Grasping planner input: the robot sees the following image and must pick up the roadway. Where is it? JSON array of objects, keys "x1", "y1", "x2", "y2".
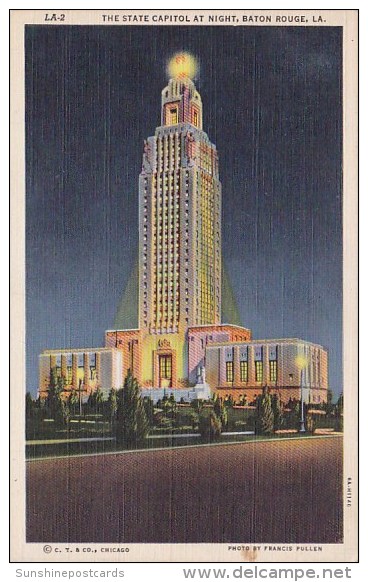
[{"x1": 26, "y1": 435, "x2": 343, "y2": 544}]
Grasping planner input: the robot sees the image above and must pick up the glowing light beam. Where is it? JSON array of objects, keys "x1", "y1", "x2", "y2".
[
  {"x1": 167, "y1": 52, "x2": 198, "y2": 80},
  {"x1": 295, "y1": 354, "x2": 308, "y2": 370}
]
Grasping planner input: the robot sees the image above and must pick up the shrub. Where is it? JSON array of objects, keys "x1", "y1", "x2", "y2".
[
  {"x1": 224, "y1": 395, "x2": 234, "y2": 407},
  {"x1": 156, "y1": 417, "x2": 174, "y2": 429},
  {"x1": 306, "y1": 415, "x2": 316, "y2": 434},
  {"x1": 68, "y1": 389, "x2": 79, "y2": 416},
  {"x1": 87, "y1": 387, "x2": 105, "y2": 414},
  {"x1": 142, "y1": 396, "x2": 155, "y2": 424},
  {"x1": 176, "y1": 410, "x2": 199, "y2": 430},
  {"x1": 271, "y1": 394, "x2": 284, "y2": 431},
  {"x1": 255, "y1": 388, "x2": 274, "y2": 435},
  {"x1": 213, "y1": 395, "x2": 228, "y2": 429},
  {"x1": 107, "y1": 388, "x2": 118, "y2": 421},
  {"x1": 334, "y1": 414, "x2": 343, "y2": 432},
  {"x1": 26, "y1": 392, "x2": 37, "y2": 420},
  {"x1": 115, "y1": 371, "x2": 149, "y2": 446},
  {"x1": 198, "y1": 411, "x2": 222, "y2": 443},
  {"x1": 234, "y1": 420, "x2": 247, "y2": 430},
  {"x1": 334, "y1": 393, "x2": 343, "y2": 432},
  {"x1": 190, "y1": 398, "x2": 204, "y2": 414}
]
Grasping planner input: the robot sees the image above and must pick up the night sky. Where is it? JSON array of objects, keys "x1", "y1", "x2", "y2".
[{"x1": 25, "y1": 25, "x2": 342, "y2": 397}]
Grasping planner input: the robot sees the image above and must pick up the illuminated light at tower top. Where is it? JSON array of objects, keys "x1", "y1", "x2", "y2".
[{"x1": 167, "y1": 52, "x2": 198, "y2": 81}]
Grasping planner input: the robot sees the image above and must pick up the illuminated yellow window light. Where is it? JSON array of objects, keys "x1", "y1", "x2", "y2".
[
  {"x1": 226, "y1": 361, "x2": 234, "y2": 383},
  {"x1": 240, "y1": 361, "x2": 248, "y2": 382},
  {"x1": 255, "y1": 361, "x2": 263, "y2": 382},
  {"x1": 269, "y1": 360, "x2": 277, "y2": 382}
]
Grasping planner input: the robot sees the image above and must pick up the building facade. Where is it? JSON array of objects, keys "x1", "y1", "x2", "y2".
[
  {"x1": 39, "y1": 348, "x2": 123, "y2": 400},
  {"x1": 38, "y1": 54, "x2": 328, "y2": 405},
  {"x1": 205, "y1": 339, "x2": 328, "y2": 404}
]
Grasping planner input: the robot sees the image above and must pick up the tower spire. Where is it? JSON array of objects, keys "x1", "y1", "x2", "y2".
[{"x1": 161, "y1": 77, "x2": 202, "y2": 129}]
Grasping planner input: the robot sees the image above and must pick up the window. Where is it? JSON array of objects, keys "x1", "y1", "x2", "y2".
[
  {"x1": 226, "y1": 361, "x2": 234, "y2": 383},
  {"x1": 170, "y1": 108, "x2": 178, "y2": 125},
  {"x1": 66, "y1": 366, "x2": 72, "y2": 384},
  {"x1": 159, "y1": 355, "x2": 172, "y2": 379},
  {"x1": 255, "y1": 361, "x2": 263, "y2": 382},
  {"x1": 240, "y1": 361, "x2": 248, "y2": 382},
  {"x1": 193, "y1": 109, "x2": 198, "y2": 127},
  {"x1": 269, "y1": 360, "x2": 277, "y2": 382}
]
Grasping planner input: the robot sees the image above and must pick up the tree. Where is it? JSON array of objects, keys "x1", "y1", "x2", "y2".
[
  {"x1": 255, "y1": 387, "x2": 274, "y2": 435},
  {"x1": 198, "y1": 411, "x2": 222, "y2": 442},
  {"x1": 108, "y1": 388, "x2": 118, "y2": 422},
  {"x1": 68, "y1": 390, "x2": 79, "y2": 416},
  {"x1": 46, "y1": 368, "x2": 69, "y2": 425},
  {"x1": 115, "y1": 371, "x2": 149, "y2": 446},
  {"x1": 190, "y1": 398, "x2": 204, "y2": 414},
  {"x1": 46, "y1": 368, "x2": 61, "y2": 411},
  {"x1": 161, "y1": 393, "x2": 177, "y2": 421},
  {"x1": 142, "y1": 396, "x2": 155, "y2": 424},
  {"x1": 271, "y1": 393, "x2": 284, "y2": 431},
  {"x1": 94, "y1": 387, "x2": 104, "y2": 414},
  {"x1": 325, "y1": 389, "x2": 334, "y2": 416},
  {"x1": 58, "y1": 399, "x2": 71, "y2": 427},
  {"x1": 88, "y1": 387, "x2": 104, "y2": 414},
  {"x1": 213, "y1": 394, "x2": 228, "y2": 429},
  {"x1": 305, "y1": 414, "x2": 316, "y2": 434},
  {"x1": 288, "y1": 400, "x2": 306, "y2": 430},
  {"x1": 26, "y1": 392, "x2": 36, "y2": 419},
  {"x1": 335, "y1": 393, "x2": 343, "y2": 432}
]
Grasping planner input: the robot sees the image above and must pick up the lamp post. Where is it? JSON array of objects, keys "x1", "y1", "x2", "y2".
[
  {"x1": 78, "y1": 379, "x2": 85, "y2": 417},
  {"x1": 295, "y1": 354, "x2": 308, "y2": 434}
]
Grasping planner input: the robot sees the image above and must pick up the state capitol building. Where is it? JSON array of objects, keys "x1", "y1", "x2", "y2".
[{"x1": 39, "y1": 53, "x2": 328, "y2": 406}]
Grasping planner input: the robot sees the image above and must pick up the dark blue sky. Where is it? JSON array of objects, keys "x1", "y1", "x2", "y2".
[{"x1": 25, "y1": 25, "x2": 342, "y2": 397}]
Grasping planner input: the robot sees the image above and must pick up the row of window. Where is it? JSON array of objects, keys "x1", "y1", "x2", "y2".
[
  {"x1": 155, "y1": 140, "x2": 183, "y2": 172},
  {"x1": 55, "y1": 365, "x2": 97, "y2": 383},
  {"x1": 164, "y1": 104, "x2": 200, "y2": 129},
  {"x1": 156, "y1": 131, "x2": 182, "y2": 145},
  {"x1": 225, "y1": 360, "x2": 278, "y2": 383},
  {"x1": 197, "y1": 193, "x2": 219, "y2": 324},
  {"x1": 153, "y1": 169, "x2": 182, "y2": 178}
]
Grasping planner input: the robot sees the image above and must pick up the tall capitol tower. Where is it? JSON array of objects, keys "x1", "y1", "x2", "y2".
[{"x1": 139, "y1": 54, "x2": 222, "y2": 334}]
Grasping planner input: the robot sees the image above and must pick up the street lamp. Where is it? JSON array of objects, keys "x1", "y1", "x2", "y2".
[
  {"x1": 295, "y1": 354, "x2": 308, "y2": 433},
  {"x1": 78, "y1": 379, "x2": 86, "y2": 417}
]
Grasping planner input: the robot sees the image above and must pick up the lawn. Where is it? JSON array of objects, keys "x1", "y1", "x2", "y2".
[
  {"x1": 26, "y1": 426, "x2": 339, "y2": 459},
  {"x1": 26, "y1": 403, "x2": 340, "y2": 459}
]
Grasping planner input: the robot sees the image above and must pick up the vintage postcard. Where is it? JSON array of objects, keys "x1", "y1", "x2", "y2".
[{"x1": 10, "y1": 9, "x2": 358, "y2": 563}]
